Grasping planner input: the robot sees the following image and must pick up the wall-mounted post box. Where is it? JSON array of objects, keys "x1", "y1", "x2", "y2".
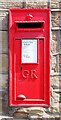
[{"x1": 9, "y1": 9, "x2": 50, "y2": 107}]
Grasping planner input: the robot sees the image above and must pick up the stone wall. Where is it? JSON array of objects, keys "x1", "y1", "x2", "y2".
[{"x1": 0, "y1": 0, "x2": 61, "y2": 119}]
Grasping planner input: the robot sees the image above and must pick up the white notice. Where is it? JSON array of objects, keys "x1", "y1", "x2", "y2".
[{"x1": 22, "y1": 39, "x2": 37, "y2": 63}]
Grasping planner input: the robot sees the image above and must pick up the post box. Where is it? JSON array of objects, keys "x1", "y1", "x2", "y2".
[{"x1": 9, "y1": 9, "x2": 50, "y2": 107}]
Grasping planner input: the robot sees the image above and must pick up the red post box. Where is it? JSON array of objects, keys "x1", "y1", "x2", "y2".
[{"x1": 9, "y1": 9, "x2": 50, "y2": 107}]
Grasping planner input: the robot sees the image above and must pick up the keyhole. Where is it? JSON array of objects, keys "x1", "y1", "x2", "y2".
[{"x1": 21, "y1": 67, "x2": 22, "y2": 71}]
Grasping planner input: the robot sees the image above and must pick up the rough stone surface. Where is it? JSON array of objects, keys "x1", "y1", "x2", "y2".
[
  {"x1": 51, "y1": 40, "x2": 57, "y2": 53},
  {"x1": 51, "y1": 76, "x2": 61, "y2": 89},
  {"x1": 45, "y1": 103, "x2": 61, "y2": 114},
  {"x1": 59, "y1": 55, "x2": 61, "y2": 72},
  {"x1": 51, "y1": 0, "x2": 61, "y2": 8},
  {"x1": 0, "y1": 54, "x2": 8, "y2": 72},
  {"x1": 26, "y1": 0, "x2": 48, "y2": 9},
  {"x1": 0, "y1": 31, "x2": 8, "y2": 52},
  {"x1": 0, "y1": 15, "x2": 9, "y2": 31},
  {"x1": 53, "y1": 91, "x2": 61, "y2": 103},
  {"x1": 52, "y1": 30, "x2": 61, "y2": 53},
  {"x1": 51, "y1": 12, "x2": 61, "y2": 27},
  {"x1": 28, "y1": 113, "x2": 42, "y2": 119},
  {"x1": 51, "y1": 54, "x2": 61, "y2": 73},
  {"x1": 0, "y1": 74, "x2": 8, "y2": 88},
  {"x1": 51, "y1": 56, "x2": 58, "y2": 73},
  {"x1": 60, "y1": 31, "x2": 61, "y2": 51},
  {"x1": 1, "y1": 118, "x2": 61, "y2": 120},
  {"x1": 0, "y1": 1, "x2": 23, "y2": 9},
  {"x1": 17, "y1": 107, "x2": 43, "y2": 116},
  {"x1": 13, "y1": 112, "x2": 28, "y2": 118},
  {"x1": 13, "y1": 119, "x2": 28, "y2": 120},
  {"x1": 0, "y1": 88, "x2": 9, "y2": 114},
  {"x1": 52, "y1": 31, "x2": 58, "y2": 41},
  {"x1": 0, "y1": 118, "x2": 26, "y2": 120}
]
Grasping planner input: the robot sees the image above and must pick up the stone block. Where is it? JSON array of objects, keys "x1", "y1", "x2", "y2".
[
  {"x1": 45, "y1": 103, "x2": 61, "y2": 114},
  {"x1": 0, "y1": 54, "x2": 8, "y2": 72},
  {"x1": 51, "y1": 56, "x2": 58, "y2": 73},
  {"x1": 0, "y1": 88, "x2": 9, "y2": 114},
  {"x1": 51, "y1": 76, "x2": 61, "y2": 89},
  {"x1": 60, "y1": 31, "x2": 61, "y2": 51},
  {"x1": 13, "y1": 119, "x2": 28, "y2": 120},
  {"x1": 53, "y1": 91, "x2": 61, "y2": 103},
  {"x1": 51, "y1": 12, "x2": 61, "y2": 27},
  {"x1": 0, "y1": 54, "x2": 2, "y2": 72},
  {"x1": 51, "y1": 0, "x2": 61, "y2": 8},
  {"x1": 58, "y1": 55, "x2": 61, "y2": 72},
  {"x1": 1, "y1": 116, "x2": 13, "y2": 120},
  {"x1": 51, "y1": 54, "x2": 61, "y2": 73},
  {"x1": 0, "y1": 74, "x2": 8, "y2": 88},
  {"x1": 0, "y1": 0, "x2": 23, "y2": 1},
  {"x1": 55, "y1": 118, "x2": 61, "y2": 120},
  {"x1": 0, "y1": 1, "x2": 23, "y2": 9},
  {"x1": 26, "y1": 0, "x2": 48, "y2": 8},
  {"x1": 0, "y1": 31, "x2": 8, "y2": 52},
  {"x1": 13, "y1": 112, "x2": 28, "y2": 118},
  {"x1": 52, "y1": 31, "x2": 58, "y2": 41},
  {"x1": 52, "y1": 31, "x2": 61, "y2": 52},
  {"x1": 0, "y1": 11, "x2": 8, "y2": 17},
  {"x1": 16, "y1": 107, "x2": 43, "y2": 116},
  {"x1": 0, "y1": 11, "x2": 8, "y2": 33},
  {"x1": 51, "y1": 40, "x2": 57, "y2": 53},
  {"x1": 0, "y1": 15, "x2": 8, "y2": 31},
  {"x1": 28, "y1": 113, "x2": 42, "y2": 119}
]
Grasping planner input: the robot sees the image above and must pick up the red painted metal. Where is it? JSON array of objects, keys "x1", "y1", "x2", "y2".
[{"x1": 9, "y1": 9, "x2": 50, "y2": 107}]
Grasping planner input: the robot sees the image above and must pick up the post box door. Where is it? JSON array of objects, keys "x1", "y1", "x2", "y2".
[{"x1": 15, "y1": 38, "x2": 44, "y2": 101}]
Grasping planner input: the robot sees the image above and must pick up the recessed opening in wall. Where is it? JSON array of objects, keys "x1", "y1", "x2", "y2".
[{"x1": 16, "y1": 22, "x2": 44, "y2": 28}]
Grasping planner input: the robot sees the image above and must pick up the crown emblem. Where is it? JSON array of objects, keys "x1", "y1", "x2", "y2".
[{"x1": 26, "y1": 14, "x2": 33, "y2": 20}]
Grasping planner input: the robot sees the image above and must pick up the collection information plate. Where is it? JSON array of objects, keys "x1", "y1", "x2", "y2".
[{"x1": 22, "y1": 39, "x2": 37, "y2": 63}]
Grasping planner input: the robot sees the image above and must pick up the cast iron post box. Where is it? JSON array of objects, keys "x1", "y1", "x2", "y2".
[{"x1": 9, "y1": 9, "x2": 50, "y2": 107}]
